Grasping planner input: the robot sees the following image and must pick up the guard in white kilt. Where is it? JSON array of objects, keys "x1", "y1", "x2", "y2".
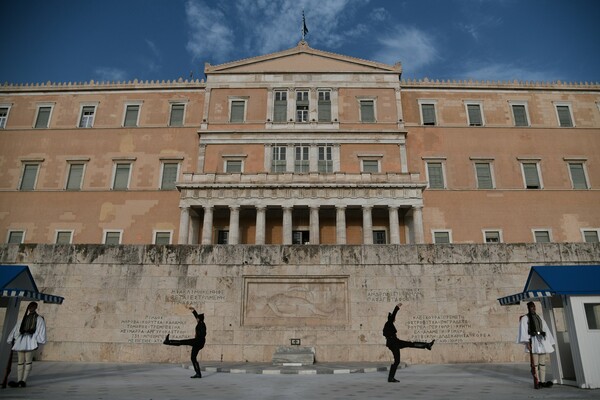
[
  {"x1": 517, "y1": 301, "x2": 555, "y2": 389},
  {"x1": 6, "y1": 302, "x2": 47, "y2": 388}
]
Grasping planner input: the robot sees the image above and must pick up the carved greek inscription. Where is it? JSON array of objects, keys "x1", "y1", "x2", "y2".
[
  {"x1": 165, "y1": 289, "x2": 226, "y2": 304},
  {"x1": 407, "y1": 314, "x2": 491, "y2": 343},
  {"x1": 367, "y1": 289, "x2": 424, "y2": 302},
  {"x1": 120, "y1": 315, "x2": 186, "y2": 344},
  {"x1": 243, "y1": 276, "x2": 348, "y2": 327}
]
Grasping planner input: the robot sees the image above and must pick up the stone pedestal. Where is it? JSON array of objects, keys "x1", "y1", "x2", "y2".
[{"x1": 272, "y1": 346, "x2": 315, "y2": 366}]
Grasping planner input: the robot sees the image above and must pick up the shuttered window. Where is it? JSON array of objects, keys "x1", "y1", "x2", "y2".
[
  {"x1": 475, "y1": 162, "x2": 493, "y2": 189},
  {"x1": 485, "y1": 231, "x2": 501, "y2": 243},
  {"x1": 56, "y1": 231, "x2": 72, "y2": 244},
  {"x1": 124, "y1": 105, "x2": 140, "y2": 127},
  {"x1": 427, "y1": 162, "x2": 444, "y2": 189},
  {"x1": 360, "y1": 100, "x2": 375, "y2": 122},
  {"x1": 161, "y1": 163, "x2": 178, "y2": 190},
  {"x1": 272, "y1": 146, "x2": 286, "y2": 173},
  {"x1": 512, "y1": 105, "x2": 528, "y2": 126},
  {"x1": 20, "y1": 164, "x2": 39, "y2": 190},
  {"x1": 295, "y1": 146, "x2": 310, "y2": 173},
  {"x1": 318, "y1": 90, "x2": 331, "y2": 122},
  {"x1": 569, "y1": 163, "x2": 588, "y2": 189},
  {"x1": 35, "y1": 106, "x2": 51, "y2": 128},
  {"x1": 434, "y1": 231, "x2": 450, "y2": 244},
  {"x1": 583, "y1": 230, "x2": 599, "y2": 243},
  {"x1": 522, "y1": 163, "x2": 541, "y2": 189},
  {"x1": 104, "y1": 231, "x2": 121, "y2": 245},
  {"x1": 534, "y1": 231, "x2": 551, "y2": 243},
  {"x1": 169, "y1": 104, "x2": 185, "y2": 126},
  {"x1": 66, "y1": 163, "x2": 84, "y2": 190},
  {"x1": 274, "y1": 91, "x2": 287, "y2": 122},
  {"x1": 230, "y1": 100, "x2": 245, "y2": 123},
  {"x1": 362, "y1": 160, "x2": 379, "y2": 173},
  {"x1": 467, "y1": 104, "x2": 483, "y2": 126},
  {"x1": 318, "y1": 146, "x2": 333, "y2": 173},
  {"x1": 154, "y1": 232, "x2": 171, "y2": 245},
  {"x1": 421, "y1": 103, "x2": 436, "y2": 125},
  {"x1": 225, "y1": 160, "x2": 242, "y2": 173},
  {"x1": 0, "y1": 107, "x2": 10, "y2": 128},
  {"x1": 296, "y1": 91, "x2": 309, "y2": 122},
  {"x1": 113, "y1": 163, "x2": 131, "y2": 190},
  {"x1": 8, "y1": 231, "x2": 24, "y2": 244},
  {"x1": 556, "y1": 105, "x2": 573, "y2": 127}
]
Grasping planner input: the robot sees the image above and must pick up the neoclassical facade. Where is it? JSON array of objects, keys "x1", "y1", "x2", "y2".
[{"x1": 1, "y1": 41, "x2": 599, "y2": 246}]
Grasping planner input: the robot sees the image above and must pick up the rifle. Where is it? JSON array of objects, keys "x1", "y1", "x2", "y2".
[
  {"x1": 1, "y1": 341, "x2": 14, "y2": 389},
  {"x1": 528, "y1": 337, "x2": 540, "y2": 389}
]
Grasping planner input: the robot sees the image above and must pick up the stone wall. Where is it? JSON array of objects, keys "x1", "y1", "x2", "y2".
[{"x1": 1, "y1": 243, "x2": 598, "y2": 364}]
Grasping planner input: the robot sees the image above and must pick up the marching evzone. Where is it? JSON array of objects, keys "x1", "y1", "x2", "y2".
[
  {"x1": 383, "y1": 302, "x2": 435, "y2": 383},
  {"x1": 517, "y1": 301, "x2": 556, "y2": 389},
  {"x1": 6, "y1": 302, "x2": 47, "y2": 388},
  {"x1": 163, "y1": 306, "x2": 206, "y2": 378}
]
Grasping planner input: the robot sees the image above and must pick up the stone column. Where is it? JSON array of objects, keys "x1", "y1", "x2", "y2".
[
  {"x1": 255, "y1": 206, "x2": 266, "y2": 245},
  {"x1": 178, "y1": 206, "x2": 190, "y2": 244},
  {"x1": 362, "y1": 205, "x2": 373, "y2": 244},
  {"x1": 413, "y1": 205, "x2": 424, "y2": 244},
  {"x1": 310, "y1": 206, "x2": 320, "y2": 244},
  {"x1": 388, "y1": 206, "x2": 401, "y2": 244},
  {"x1": 282, "y1": 206, "x2": 293, "y2": 245},
  {"x1": 335, "y1": 205, "x2": 347, "y2": 244},
  {"x1": 201, "y1": 205, "x2": 214, "y2": 245},
  {"x1": 229, "y1": 205, "x2": 240, "y2": 245}
]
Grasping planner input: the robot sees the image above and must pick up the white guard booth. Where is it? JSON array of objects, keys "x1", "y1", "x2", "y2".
[
  {"x1": 0, "y1": 265, "x2": 64, "y2": 385},
  {"x1": 498, "y1": 265, "x2": 600, "y2": 389}
]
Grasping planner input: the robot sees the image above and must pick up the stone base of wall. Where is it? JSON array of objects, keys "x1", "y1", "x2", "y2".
[{"x1": 1, "y1": 243, "x2": 598, "y2": 364}]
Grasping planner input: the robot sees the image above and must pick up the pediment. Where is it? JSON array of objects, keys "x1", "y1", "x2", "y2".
[{"x1": 205, "y1": 41, "x2": 401, "y2": 75}]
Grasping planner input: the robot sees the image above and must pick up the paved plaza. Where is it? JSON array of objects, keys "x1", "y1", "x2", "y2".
[{"x1": 1, "y1": 361, "x2": 598, "y2": 400}]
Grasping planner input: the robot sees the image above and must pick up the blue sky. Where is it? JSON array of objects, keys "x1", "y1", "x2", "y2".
[{"x1": 1, "y1": 0, "x2": 599, "y2": 84}]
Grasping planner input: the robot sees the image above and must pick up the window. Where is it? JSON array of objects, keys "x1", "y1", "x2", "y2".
[
  {"x1": 521, "y1": 162, "x2": 542, "y2": 189},
  {"x1": 292, "y1": 230, "x2": 309, "y2": 244},
  {"x1": 0, "y1": 106, "x2": 10, "y2": 128},
  {"x1": 373, "y1": 230, "x2": 387, "y2": 244},
  {"x1": 433, "y1": 231, "x2": 451, "y2": 244},
  {"x1": 296, "y1": 91, "x2": 309, "y2": 122},
  {"x1": 318, "y1": 90, "x2": 331, "y2": 122},
  {"x1": 7, "y1": 231, "x2": 24, "y2": 244},
  {"x1": 555, "y1": 104, "x2": 574, "y2": 127},
  {"x1": 475, "y1": 162, "x2": 493, "y2": 189},
  {"x1": 295, "y1": 146, "x2": 309, "y2": 173},
  {"x1": 160, "y1": 162, "x2": 179, "y2": 190},
  {"x1": 511, "y1": 103, "x2": 529, "y2": 127},
  {"x1": 123, "y1": 104, "x2": 140, "y2": 127},
  {"x1": 568, "y1": 162, "x2": 588, "y2": 189},
  {"x1": 318, "y1": 145, "x2": 333, "y2": 173},
  {"x1": 230, "y1": 100, "x2": 246, "y2": 123},
  {"x1": 79, "y1": 105, "x2": 96, "y2": 128},
  {"x1": 420, "y1": 102, "x2": 436, "y2": 125},
  {"x1": 169, "y1": 103, "x2": 185, "y2": 126},
  {"x1": 55, "y1": 231, "x2": 73, "y2": 244},
  {"x1": 273, "y1": 91, "x2": 287, "y2": 122},
  {"x1": 66, "y1": 163, "x2": 85, "y2": 190},
  {"x1": 272, "y1": 146, "x2": 286, "y2": 173},
  {"x1": 104, "y1": 231, "x2": 122, "y2": 245},
  {"x1": 112, "y1": 163, "x2": 132, "y2": 190},
  {"x1": 584, "y1": 303, "x2": 600, "y2": 330},
  {"x1": 154, "y1": 231, "x2": 171, "y2": 245},
  {"x1": 466, "y1": 103, "x2": 484, "y2": 126},
  {"x1": 533, "y1": 230, "x2": 551, "y2": 243},
  {"x1": 35, "y1": 105, "x2": 52, "y2": 128},
  {"x1": 217, "y1": 230, "x2": 229, "y2": 244},
  {"x1": 582, "y1": 230, "x2": 599, "y2": 243},
  {"x1": 225, "y1": 160, "x2": 243, "y2": 173},
  {"x1": 19, "y1": 163, "x2": 40, "y2": 190},
  {"x1": 362, "y1": 160, "x2": 380, "y2": 173},
  {"x1": 484, "y1": 231, "x2": 502, "y2": 243},
  {"x1": 426, "y1": 161, "x2": 445, "y2": 189},
  {"x1": 360, "y1": 100, "x2": 375, "y2": 123}
]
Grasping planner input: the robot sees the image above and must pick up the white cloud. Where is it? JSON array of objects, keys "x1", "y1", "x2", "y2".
[
  {"x1": 94, "y1": 67, "x2": 127, "y2": 82},
  {"x1": 185, "y1": 0, "x2": 235, "y2": 63},
  {"x1": 458, "y1": 62, "x2": 557, "y2": 82},
  {"x1": 146, "y1": 40, "x2": 161, "y2": 59},
  {"x1": 370, "y1": 26, "x2": 439, "y2": 71},
  {"x1": 369, "y1": 7, "x2": 389, "y2": 22}
]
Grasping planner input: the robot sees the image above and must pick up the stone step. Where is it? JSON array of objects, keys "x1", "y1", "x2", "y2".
[{"x1": 272, "y1": 346, "x2": 315, "y2": 366}]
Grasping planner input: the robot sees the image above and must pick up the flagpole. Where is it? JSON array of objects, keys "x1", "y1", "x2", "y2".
[{"x1": 302, "y1": 10, "x2": 308, "y2": 42}]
